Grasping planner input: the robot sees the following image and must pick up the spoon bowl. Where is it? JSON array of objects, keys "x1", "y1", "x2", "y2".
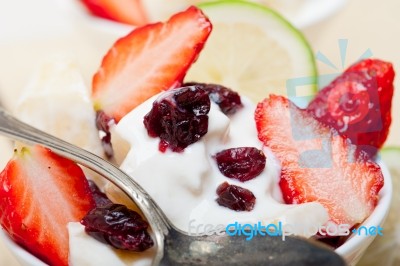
[{"x1": 0, "y1": 108, "x2": 347, "y2": 265}]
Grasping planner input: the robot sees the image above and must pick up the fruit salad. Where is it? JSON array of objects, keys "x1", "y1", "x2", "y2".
[{"x1": 0, "y1": 3, "x2": 394, "y2": 266}]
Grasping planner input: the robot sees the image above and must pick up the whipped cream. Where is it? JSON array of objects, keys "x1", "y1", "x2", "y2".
[{"x1": 112, "y1": 91, "x2": 328, "y2": 232}]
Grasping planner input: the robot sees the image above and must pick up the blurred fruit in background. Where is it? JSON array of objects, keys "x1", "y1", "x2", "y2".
[{"x1": 79, "y1": 0, "x2": 347, "y2": 29}]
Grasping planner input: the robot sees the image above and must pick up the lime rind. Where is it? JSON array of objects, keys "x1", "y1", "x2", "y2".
[{"x1": 381, "y1": 146, "x2": 400, "y2": 155}]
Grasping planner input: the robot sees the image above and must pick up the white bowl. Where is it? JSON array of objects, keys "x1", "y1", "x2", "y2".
[{"x1": 0, "y1": 159, "x2": 392, "y2": 266}]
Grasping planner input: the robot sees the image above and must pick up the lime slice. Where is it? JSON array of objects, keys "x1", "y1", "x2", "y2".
[
  {"x1": 185, "y1": 0, "x2": 317, "y2": 104},
  {"x1": 357, "y1": 147, "x2": 400, "y2": 266}
]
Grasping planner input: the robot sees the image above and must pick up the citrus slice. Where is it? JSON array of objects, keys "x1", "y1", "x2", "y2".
[
  {"x1": 357, "y1": 147, "x2": 400, "y2": 266},
  {"x1": 185, "y1": 0, "x2": 317, "y2": 105}
]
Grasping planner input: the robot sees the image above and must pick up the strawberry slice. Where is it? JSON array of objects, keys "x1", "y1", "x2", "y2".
[
  {"x1": 255, "y1": 95, "x2": 384, "y2": 226},
  {"x1": 307, "y1": 59, "x2": 395, "y2": 157},
  {"x1": 81, "y1": 0, "x2": 148, "y2": 26},
  {"x1": 0, "y1": 145, "x2": 95, "y2": 266},
  {"x1": 91, "y1": 6, "x2": 212, "y2": 123}
]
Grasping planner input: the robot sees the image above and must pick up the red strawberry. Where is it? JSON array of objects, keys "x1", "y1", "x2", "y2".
[
  {"x1": 255, "y1": 95, "x2": 384, "y2": 226},
  {"x1": 0, "y1": 145, "x2": 95, "y2": 266},
  {"x1": 307, "y1": 59, "x2": 395, "y2": 157},
  {"x1": 91, "y1": 6, "x2": 212, "y2": 123},
  {"x1": 81, "y1": 0, "x2": 148, "y2": 26}
]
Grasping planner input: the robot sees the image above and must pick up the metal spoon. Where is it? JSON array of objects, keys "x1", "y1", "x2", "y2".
[{"x1": 0, "y1": 108, "x2": 346, "y2": 266}]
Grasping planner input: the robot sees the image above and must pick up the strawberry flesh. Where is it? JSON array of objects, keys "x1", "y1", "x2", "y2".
[
  {"x1": 81, "y1": 0, "x2": 148, "y2": 26},
  {"x1": 255, "y1": 95, "x2": 384, "y2": 226},
  {"x1": 91, "y1": 6, "x2": 212, "y2": 123},
  {"x1": 307, "y1": 59, "x2": 395, "y2": 157},
  {"x1": 0, "y1": 145, "x2": 95, "y2": 266}
]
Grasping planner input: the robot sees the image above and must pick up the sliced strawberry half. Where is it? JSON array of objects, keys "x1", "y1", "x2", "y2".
[
  {"x1": 255, "y1": 95, "x2": 384, "y2": 226},
  {"x1": 0, "y1": 145, "x2": 95, "y2": 266},
  {"x1": 307, "y1": 59, "x2": 395, "y2": 157},
  {"x1": 91, "y1": 6, "x2": 212, "y2": 123},
  {"x1": 81, "y1": 0, "x2": 148, "y2": 26}
]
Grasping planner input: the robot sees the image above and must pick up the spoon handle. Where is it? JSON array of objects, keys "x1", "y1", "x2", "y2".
[{"x1": 0, "y1": 108, "x2": 168, "y2": 261}]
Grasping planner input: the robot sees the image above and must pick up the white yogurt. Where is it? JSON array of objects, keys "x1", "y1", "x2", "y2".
[
  {"x1": 113, "y1": 91, "x2": 328, "y2": 233},
  {"x1": 68, "y1": 223, "x2": 155, "y2": 266}
]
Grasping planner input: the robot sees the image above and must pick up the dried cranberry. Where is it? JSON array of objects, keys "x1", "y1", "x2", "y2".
[
  {"x1": 216, "y1": 182, "x2": 256, "y2": 211},
  {"x1": 87, "y1": 180, "x2": 113, "y2": 207},
  {"x1": 81, "y1": 203, "x2": 154, "y2": 251},
  {"x1": 96, "y1": 111, "x2": 113, "y2": 158},
  {"x1": 214, "y1": 147, "x2": 266, "y2": 182},
  {"x1": 184, "y1": 82, "x2": 243, "y2": 115},
  {"x1": 143, "y1": 86, "x2": 210, "y2": 152}
]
